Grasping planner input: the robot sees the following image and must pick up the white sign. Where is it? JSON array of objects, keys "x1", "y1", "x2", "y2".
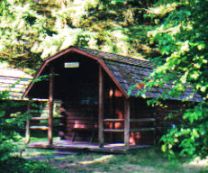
[{"x1": 64, "y1": 62, "x2": 80, "y2": 68}]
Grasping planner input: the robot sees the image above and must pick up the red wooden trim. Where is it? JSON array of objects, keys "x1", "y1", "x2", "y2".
[
  {"x1": 23, "y1": 47, "x2": 75, "y2": 97},
  {"x1": 23, "y1": 47, "x2": 128, "y2": 98}
]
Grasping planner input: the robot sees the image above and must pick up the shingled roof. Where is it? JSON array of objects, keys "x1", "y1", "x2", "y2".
[
  {"x1": 79, "y1": 47, "x2": 201, "y2": 102},
  {"x1": 0, "y1": 67, "x2": 32, "y2": 100},
  {"x1": 24, "y1": 46, "x2": 202, "y2": 102}
]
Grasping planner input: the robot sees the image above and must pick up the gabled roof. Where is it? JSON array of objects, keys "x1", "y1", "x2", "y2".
[
  {"x1": 0, "y1": 67, "x2": 32, "y2": 100},
  {"x1": 24, "y1": 46, "x2": 202, "y2": 102}
]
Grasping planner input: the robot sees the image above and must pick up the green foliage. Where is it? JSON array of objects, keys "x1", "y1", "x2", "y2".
[
  {"x1": 143, "y1": 0, "x2": 208, "y2": 158},
  {"x1": 161, "y1": 103, "x2": 208, "y2": 158},
  {"x1": 0, "y1": 0, "x2": 155, "y2": 72},
  {"x1": 0, "y1": 88, "x2": 61, "y2": 172},
  {"x1": 0, "y1": 91, "x2": 27, "y2": 161},
  {"x1": 0, "y1": 157, "x2": 61, "y2": 173},
  {"x1": 23, "y1": 148, "x2": 208, "y2": 173}
]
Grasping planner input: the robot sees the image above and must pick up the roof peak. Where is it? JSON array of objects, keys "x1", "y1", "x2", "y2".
[{"x1": 76, "y1": 47, "x2": 153, "y2": 68}]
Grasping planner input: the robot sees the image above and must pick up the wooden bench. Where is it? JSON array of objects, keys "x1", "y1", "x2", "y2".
[{"x1": 66, "y1": 117, "x2": 98, "y2": 142}]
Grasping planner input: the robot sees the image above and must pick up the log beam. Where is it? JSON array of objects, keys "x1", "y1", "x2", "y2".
[
  {"x1": 98, "y1": 65, "x2": 104, "y2": 147},
  {"x1": 124, "y1": 99, "x2": 130, "y2": 147},
  {"x1": 25, "y1": 101, "x2": 31, "y2": 144},
  {"x1": 48, "y1": 66, "x2": 54, "y2": 145}
]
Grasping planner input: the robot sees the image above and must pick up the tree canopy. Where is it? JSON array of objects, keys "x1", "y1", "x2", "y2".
[
  {"x1": 143, "y1": 0, "x2": 208, "y2": 158},
  {"x1": 0, "y1": 0, "x2": 155, "y2": 73}
]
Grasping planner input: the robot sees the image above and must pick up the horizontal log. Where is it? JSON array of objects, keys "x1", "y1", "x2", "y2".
[
  {"x1": 130, "y1": 128, "x2": 155, "y2": 132},
  {"x1": 31, "y1": 117, "x2": 48, "y2": 120},
  {"x1": 30, "y1": 117, "x2": 61, "y2": 120},
  {"x1": 66, "y1": 123, "x2": 97, "y2": 126},
  {"x1": 72, "y1": 127, "x2": 97, "y2": 130},
  {"x1": 30, "y1": 98, "x2": 49, "y2": 102},
  {"x1": 29, "y1": 110, "x2": 49, "y2": 114},
  {"x1": 66, "y1": 126, "x2": 97, "y2": 129},
  {"x1": 104, "y1": 119, "x2": 124, "y2": 122},
  {"x1": 104, "y1": 129, "x2": 124, "y2": 132},
  {"x1": 30, "y1": 126, "x2": 48, "y2": 130},
  {"x1": 66, "y1": 119, "x2": 97, "y2": 121},
  {"x1": 130, "y1": 118, "x2": 156, "y2": 123},
  {"x1": 66, "y1": 117, "x2": 97, "y2": 120}
]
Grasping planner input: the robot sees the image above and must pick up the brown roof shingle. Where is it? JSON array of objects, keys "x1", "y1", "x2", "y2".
[
  {"x1": 0, "y1": 68, "x2": 31, "y2": 100},
  {"x1": 79, "y1": 47, "x2": 202, "y2": 102}
]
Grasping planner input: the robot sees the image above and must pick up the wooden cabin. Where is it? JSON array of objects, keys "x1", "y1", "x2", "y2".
[
  {"x1": 0, "y1": 66, "x2": 32, "y2": 100},
  {"x1": 23, "y1": 47, "x2": 201, "y2": 152},
  {"x1": 0, "y1": 66, "x2": 32, "y2": 134},
  {"x1": 0, "y1": 65, "x2": 53, "y2": 140},
  {"x1": 0, "y1": 66, "x2": 32, "y2": 113}
]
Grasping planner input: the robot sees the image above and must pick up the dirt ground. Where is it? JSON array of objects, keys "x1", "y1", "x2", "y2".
[{"x1": 24, "y1": 148, "x2": 208, "y2": 173}]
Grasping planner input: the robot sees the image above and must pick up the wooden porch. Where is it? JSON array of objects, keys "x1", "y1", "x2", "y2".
[{"x1": 28, "y1": 139, "x2": 150, "y2": 154}]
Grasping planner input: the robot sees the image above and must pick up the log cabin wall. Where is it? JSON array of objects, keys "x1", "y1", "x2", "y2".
[
  {"x1": 153, "y1": 100, "x2": 187, "y2": 142},
  {"x1": 103, "y1": 73, "x2": 125, "y2": 144},
  {"x1": 129, "y1": 98, "x2": 156, "y2": 145},
  {"x1": 129, "y1": 98, "x2": 187, "y2": 145}
]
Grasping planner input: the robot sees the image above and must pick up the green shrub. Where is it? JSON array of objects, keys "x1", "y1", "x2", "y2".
[{"x1": 0, "y1": 157, "x2": 61, "y2": 173}]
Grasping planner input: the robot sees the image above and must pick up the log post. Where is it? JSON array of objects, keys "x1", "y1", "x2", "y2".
[
  {"x1": 98, "y1": 65, "x2": 104, "y2": 147},
  {"x1": 25, "y1": 100, "x2": 31, "y2": 144},
  {"x1": 48, "y1": 66, "x2": 54, "y2": 145},
  {"x1": 124, "y1": 99, "x2": 130, "y2": 147}
]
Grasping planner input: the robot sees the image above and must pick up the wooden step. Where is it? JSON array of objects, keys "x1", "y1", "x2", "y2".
[{"x1": 30, "y1": 126, "x2": 48, "y2": 130}]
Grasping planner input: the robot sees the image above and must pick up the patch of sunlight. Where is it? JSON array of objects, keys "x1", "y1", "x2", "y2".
[
  {"x1": 101, "y1": 45, "x2": 114, "y2": 53},
  {"x1": 0, "y1": 61, "x2": 9, "y2": 68},
  {"x1": 180, "y1": 41, "x2": 189, "y2": 52},
  {"x1": 104, "y1": 143, "x2": 125, "y2": 148},
  {"x1": 79, "y1": 155, "x2": 113, "y2": 165},
  {"x1": 184, "y1": 22, "x2": 193, "y2": 31},
  {"x1": 88, "y1": 38, "x2": 98, "y2": 49},
  {"x1": 54, "y1": 0, "x2": 99, "y2": 27},
  {"x1": 138, "y1": 44, "x2": 152, "y2": 54},
  {"x1": 147, "y1": 2, "x2": 178, "y2": 17},
  {"x1": 23, "y1": 151, "x2": 43, "y2": 158},
  {"x1": 23, "y1": 149, "x2": 55, "y2": 158},
  {"x1": 123, "y1": 164, "x2": 157, "y2": 173},
  {"x1": 148, "y1": 24, "x2": 181, "y2": 37},
  {"x1": 183, "y1": 157, "x2": 208, "y2": 169}
]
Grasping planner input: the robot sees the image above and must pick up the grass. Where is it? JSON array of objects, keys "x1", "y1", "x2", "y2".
[{"x1": 22, "y1": 147, "x2": 208, "y2": 173}]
